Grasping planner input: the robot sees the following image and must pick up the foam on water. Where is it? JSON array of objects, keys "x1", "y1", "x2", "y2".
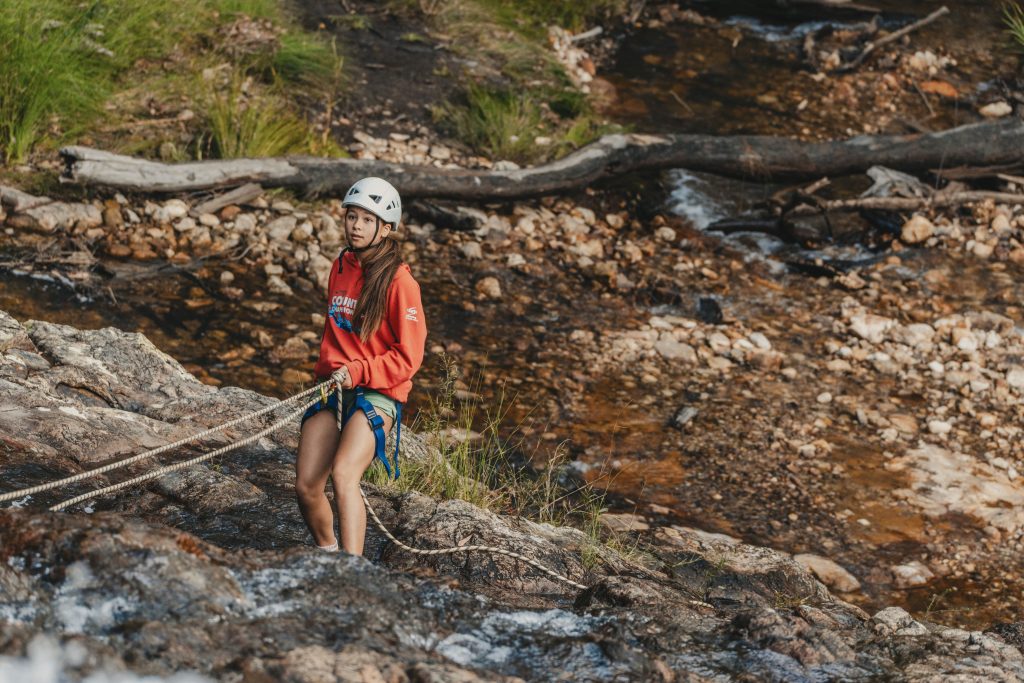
[
  {"x1": 668, "y1": 170, "x2": 728, "y2": 230},
  {"x1": 723, "y1": 16, "x2": 839, "y2": 43},
  {"x1": 0, "y1": 636, "x2": 212, "y2": 683}
]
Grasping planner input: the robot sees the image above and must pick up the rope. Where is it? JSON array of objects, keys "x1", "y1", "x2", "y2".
[
  {"x1": 0, "y1": 380, "x2": 333, "y2": 504},
  {"x1": 359, "y1": 487, "x2": 588, "y2": 590},
  {"x1": 49, "y1": 397, "x2": 320, "y2": 512},
  {"x1": 7, "y1": 379, "x2": 588, "y2": 592}
]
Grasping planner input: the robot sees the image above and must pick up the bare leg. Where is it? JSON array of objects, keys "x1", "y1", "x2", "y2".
[
  {"x1": 332, "y1": 411, "x2": 394, "y2": 556},
  {"x1": 295, "y1": 410, "x2": 342, "y2": 547}
]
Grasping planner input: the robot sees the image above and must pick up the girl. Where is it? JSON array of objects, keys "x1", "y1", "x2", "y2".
[{"x1": 295, "y1": 177, "x2": 426, "y2": 555}]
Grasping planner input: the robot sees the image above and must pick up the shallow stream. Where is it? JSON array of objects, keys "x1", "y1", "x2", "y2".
[{"x1": 2, "y1": 0, "x2": 1021, "y2": 630}]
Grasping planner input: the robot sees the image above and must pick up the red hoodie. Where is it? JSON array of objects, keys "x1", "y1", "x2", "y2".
[{"x1": 313, "y1": 250, "x2": 426, "y2": 403}]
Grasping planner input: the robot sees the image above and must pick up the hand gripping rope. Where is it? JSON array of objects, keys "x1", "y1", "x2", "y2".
[{"x1": 0, "y1": 380, "x2": 588, "y2": 592}]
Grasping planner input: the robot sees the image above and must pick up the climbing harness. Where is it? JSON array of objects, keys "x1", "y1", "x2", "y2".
[
  {"x1": 0, "y1": 380, "x2": 588, "y2": 592},
  {"x1": 342, "y1": 387, "x2": 402, "y2": 479}
]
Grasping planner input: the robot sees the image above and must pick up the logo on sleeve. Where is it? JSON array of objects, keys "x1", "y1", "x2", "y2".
[{"x1": 405, "y1": 307, "x2": 419, "y2": 322}]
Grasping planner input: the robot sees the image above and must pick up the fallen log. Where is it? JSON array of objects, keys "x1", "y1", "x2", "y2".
[{"x1": 60, "y1": 118, "x2": 1024, "y2": 200}]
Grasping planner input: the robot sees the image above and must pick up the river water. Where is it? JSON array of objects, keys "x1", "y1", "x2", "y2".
[{"x1": 2, "y1": 0, "x2": 1021, "y2": 629}]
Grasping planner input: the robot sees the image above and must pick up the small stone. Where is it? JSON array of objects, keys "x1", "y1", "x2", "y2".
[
  {"x1": 655, "y1": 334, "x2": 697, "y2": 363},
  {"x1": 901, "y1": 215, "x2": 934, "y2": 244},
  {"x1": 157, "y1": 199, "x2": 189, "y2": 223},
  {"x1": 173, "y1": 217, "x2": 196, "y2": 233},
  {"x1": 475, "y1": 277, "x2": 502, "y2": 300},
  {"x1": 849, "y1": 313, "x2": 895, "y2": 344},
  {"x1": 794, "y1": 554, "x2": 861, "y2": 593},
  {"x1": 927, "y1": 420, "x2": 952, "y2": 435},
  {"x1": 889, "y1": 414, "x2": 918, "y2": 435},
  {"x1": 266, "y1": 216, "x2": 298, "y2": 241},
  {"x1": 198, "y1": 213, "x2": 220, "y2": 228},
  {"x1": 460, "y1": 241, "x2": 483, "y2": 259},
  {"x1": 891, "y1": 561, "x2": 935, "y2": 589},
  {"x1": 220, "y1": 271, "x2": 235, "y2": 284},
  {"x1": 748, "y1": 332, "x2": 772, "y2": 350},
  {"x1": 655, "y1": 226, "x2": 677, "y2": 242},
  {"x1": 429, "y1": 145, "x2": 452, "y2": 161},
  {"x1": 1006, "y1": 366, "x2": 1024, "y2": 390},
  {"x1": 972, "y1": 241, "x2": 994, "y2": 259},
  {"x1": 992, "y1": 214, "x2": 1011, "y2": 234},
  {"x1": 233, "y1": 213, "x2": 257, "y2": 233},
  {"x1": 816, "y1": 392, "x2": 833, "y2": 404},
  {"x1": 980, "y1": 101, "x2": 1013, "y2": 118}
]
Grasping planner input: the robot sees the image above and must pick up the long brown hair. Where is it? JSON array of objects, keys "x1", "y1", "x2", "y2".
[{"x1": 353, "y1": 236, "x2": 402, "y2": 341}]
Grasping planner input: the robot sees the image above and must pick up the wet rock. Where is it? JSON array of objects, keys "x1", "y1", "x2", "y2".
[{"x1": 697, "y1": 298, "x2": 723, "y2": 325}]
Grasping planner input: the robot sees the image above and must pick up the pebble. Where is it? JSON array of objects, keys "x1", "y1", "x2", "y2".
[
  {"x1": 891, "y1": 561, "x2": 935, "y2": 589},
  {"x1": 655, "y1": 226, "x2": 677, "y2": 242},
  {"x1": 460, "y1": 241, "x2": 483, "y2": 259},
  {"x1": 979, "y1": 101, "x2": 1013, "y2": 118},
  {"x1": 475, "y1": 277, "x2": 502, "y2": 300},
  {"x1": 816, "y1": 392, "x2": 833, "y2": 404},
  {"x1": 927, "y1": 420, "x2": 952, "y2": 435},
  {"x1": 901, "y1": 214, "x2": 934, "y2": 244}
]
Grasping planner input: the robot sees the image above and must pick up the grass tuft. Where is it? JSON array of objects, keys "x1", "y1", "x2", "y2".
[
  {"x1": 365, "y1": 356, "x2": 626, "y2": 564},
  {"x1": 1006, "y1": 2, "x2": 1024, "y2": 49},
  {"x1": 201, "y1": 77, "x2": 315, "y2": 159}
]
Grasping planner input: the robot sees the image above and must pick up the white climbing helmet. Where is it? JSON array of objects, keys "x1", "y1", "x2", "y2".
[{"x1": 342, "y1": 177, "x2": 402, "y2": 228}]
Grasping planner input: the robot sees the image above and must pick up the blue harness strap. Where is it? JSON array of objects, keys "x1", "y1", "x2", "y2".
[{"x1": 340, "y1": 387, "x2": 402, "y2": 479}]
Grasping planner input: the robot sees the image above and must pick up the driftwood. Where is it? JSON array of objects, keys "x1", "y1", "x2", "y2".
[
  {"x1": 61, "y1": 118, "x2": 1024, "y2": 200},
  {"x1": 839, "y1": 6, "x2": 949, "y2": 72},
  {"x1": 792, "y1": 191, "x2": 1024, "y2": 214}
]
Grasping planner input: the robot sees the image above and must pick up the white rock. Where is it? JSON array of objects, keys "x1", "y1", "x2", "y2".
[
  {"x1": 980, "y1": 101, "x2": 1013, "y2": 118},
  {"x1": 173, "y1": 217, "x2": 196, "y2": 233},
  {"x1": 507, "y1": 253, "x2": 525, "y2": 267},
  {"x1": 266, "y1": 215, "x2": 298, "y2": 242},
  {"x1": 157, "y1": 199, "x2": 189, "y2": 223},
  {"x1": 992, "y1": 213, "x2": 1011, "y2": 234},
  {"x1": 655, "y1": 334, "x2": 697, "y2": 363},
  {"x1": 901, "y1": 215, "x2": 934, "y2": 244},
  {"x1": 849, "y1": 313, "x2": 895, "y2": 344},
  {"x1": 816, "y1": 392, "x2": 833, "y2": 404},
  {"x1": 234, "y1": 214, "x2": 257, "y2": 233},
  {"x1": 1006, "y1": 366, "x2": 1024, "y2": 390},
  {"x1": 267, "y1": 275, "x2": 293, "y2": 296},
  {"x1": 872, "y1": 606, "x2": 929, "y2": 636},
  {"x1": 793, "y1": 554, "x2": 861, "y2": 593},
  {"x1": 972, "y1": 241, "x2": 994, "y2": 259},
  {"x1": 460, "y1": 241, "x2": 483, "y2": 259},
  {"x1": 748, "y1": 332, "x2": 772, "y2": 350},
  {"x1": 890, "y1": 560, "x2": 935, "y2": 589},
  {"x1": 927, "y1": 420, "x2": 952, "y2": 435}
]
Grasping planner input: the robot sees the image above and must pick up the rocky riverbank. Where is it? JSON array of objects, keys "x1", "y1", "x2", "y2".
[{"x1": 2, "y1": 309, "x2": 1024, "y2": 681}]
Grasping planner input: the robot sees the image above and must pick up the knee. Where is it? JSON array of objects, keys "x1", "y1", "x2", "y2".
[
  {"x1": 295, "y1": 478, "x2": 325, "y2": 503},
  {"x1": 331, "y1": 465, "x2": 360, "y2": 493}
]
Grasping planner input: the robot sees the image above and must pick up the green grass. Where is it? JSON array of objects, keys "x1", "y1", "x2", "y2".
[
  {"x1": 201, "y1": 78, "x2": 315, "y2": 159},
  {"x1": 438, "y1": 84, "x2": 547, "y2": 163},
  {"x1": 0, "y1": 0, "x2": 207, "y2": 162},
  {"x1": 1006, "y1": 2, "x2": 1024, "y2": 49},
  {"x1": 365, "y1": 356, "x2": 620, "y2": 560},
  {"x1": 479, "y1": 0, "x2": 627, "y2": 33},
  {"x1": 0, "y1": 0, "x2": 345, "y2": 163}
]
